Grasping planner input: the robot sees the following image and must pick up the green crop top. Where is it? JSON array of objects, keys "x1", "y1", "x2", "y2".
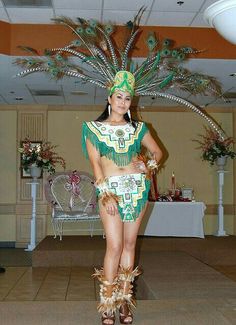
[{"x1": 81, "y1": 121, "x2": 148, "y2": 167}]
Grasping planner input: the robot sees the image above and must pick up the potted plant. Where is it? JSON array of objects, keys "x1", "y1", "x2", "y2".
[
  {"x1": 194, "y1": 126, "x2": 235, "y2": 166},
  {"x1": 19, "y1": 138, "x2": 66, "y2": 175}
]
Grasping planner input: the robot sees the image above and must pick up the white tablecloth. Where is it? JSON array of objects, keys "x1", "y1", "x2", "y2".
[{"x1": 142, "y1": 202, "x2": 205, "y2": 238}]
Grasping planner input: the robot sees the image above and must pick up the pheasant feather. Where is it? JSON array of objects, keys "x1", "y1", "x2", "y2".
[{"x1": 15, "y1": 9, "x2": 224, "y2": 138}]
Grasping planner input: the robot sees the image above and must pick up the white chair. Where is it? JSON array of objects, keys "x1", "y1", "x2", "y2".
[{"x1": 45, "y1": 171, "x2": 102, "y2": 240}]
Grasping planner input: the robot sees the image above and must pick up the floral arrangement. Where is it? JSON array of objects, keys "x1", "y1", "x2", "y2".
[
  {"x1": 19, "y1": 138, "x2": 66, "y2": 174},
  {"x1": 194, "y1": 126, "x2": 235, "y2": 165}
]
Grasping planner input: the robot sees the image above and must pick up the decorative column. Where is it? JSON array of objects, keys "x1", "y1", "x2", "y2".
[
  {"x1": 25, "y1": 167, "x2": 42, "y2": 251},
  {"x1": 16, "y1": 111, "x2": 46, "y2": 248},
  {"x1": 214, "y1": 157, "x2": 228, "y2": 236}
]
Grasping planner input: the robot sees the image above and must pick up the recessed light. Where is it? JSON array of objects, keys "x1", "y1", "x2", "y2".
[
  {"x1": 70, "y1": 91, "x2": 88, "y2": 95},
  {"x1": 2, "y1": 0, "x2": 52, "y2": 8},
  {"x1": 15, "y1": 97, "x2": 23, "y2": 101}
]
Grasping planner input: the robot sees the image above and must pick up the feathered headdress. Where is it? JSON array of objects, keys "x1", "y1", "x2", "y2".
[{"x1": 15, "y1": 7, "x2": 224, "y2": 139}]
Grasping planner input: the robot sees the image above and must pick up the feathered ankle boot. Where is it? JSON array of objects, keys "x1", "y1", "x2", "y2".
[
  {"x1": 93, "y1": 268, "x2": 119, "y2": 325},
  {"x1": 117, "y1": 266, "x2": 141, "y2": 324}
]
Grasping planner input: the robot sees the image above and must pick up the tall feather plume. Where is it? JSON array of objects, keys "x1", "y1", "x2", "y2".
[
  {"x1": 14, "y1": 9, "x2": 224, "y2": 138},
  {"x1": 17, "y1": 46, "x2": 40, "y2": 55},
  {"x1": 146, "y1": 32, "x2": 158, "y2": 52},
  {"x1": 120, "y1": 6, "x2": 146, "y2": 70}
]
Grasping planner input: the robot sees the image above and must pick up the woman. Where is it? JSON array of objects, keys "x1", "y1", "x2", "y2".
[{"x1": 82, "y1": 71, "x2": 162, "y2": 325}]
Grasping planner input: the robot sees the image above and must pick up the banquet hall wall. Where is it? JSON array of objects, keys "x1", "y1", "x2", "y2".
[{"x1": 0, "y1": 105, "x2": 235, "y2": 247}]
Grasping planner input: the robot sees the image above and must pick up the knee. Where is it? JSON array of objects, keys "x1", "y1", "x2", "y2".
[
  {"x1": 123, "y1": 239, "x2": 136, "y2": 252},
  {"x1": 107, "y1": 241, "x2": 122, "y2": 257}
]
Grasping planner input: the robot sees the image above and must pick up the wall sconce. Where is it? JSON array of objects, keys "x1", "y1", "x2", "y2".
[{"x1": 204, "y1": 0, "x2": 236, "y2": 45}]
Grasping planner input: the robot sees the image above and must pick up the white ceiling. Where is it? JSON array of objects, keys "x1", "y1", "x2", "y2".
[
  {"x1": 0, "y1": 0, "x2": 218, "y2": 26},
  {"x1": 0, "y1": 0, "x2": 235, "y2": 107}
]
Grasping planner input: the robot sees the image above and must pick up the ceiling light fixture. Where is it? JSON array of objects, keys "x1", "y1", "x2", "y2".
[
  {"x1": 204, "y1": 0, "x2": 236, "y2": 45},
  {"x1": 70, "y1": 90, "x2": 88, "y2": 95},
  {"x1": 2, "y1": 0, "x2": 52, "y2": 8}
]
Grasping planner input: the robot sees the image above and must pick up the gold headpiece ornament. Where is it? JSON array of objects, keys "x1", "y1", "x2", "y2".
[
  {"x1": 15, "y1": 7, "x2": 225, "y2": 139},
  {"x1": 109, "y1": 71, "x2": 135, "y2": 96}
]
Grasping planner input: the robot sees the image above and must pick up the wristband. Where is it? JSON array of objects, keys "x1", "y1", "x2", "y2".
[
  {"x1": 147, "y1": 159, "x2": 159, "y2": 171},
  {"x1": 95, "y1": 178, "x2": 110, "y2": 194},
  {"x1": 95, "y1": 178, "x2": 119, "y2": 206},
  {"x1": 137, "y1": 155, "x2": 159, "y2": 179}
]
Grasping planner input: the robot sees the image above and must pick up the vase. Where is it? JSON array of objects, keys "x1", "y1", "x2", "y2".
[
  {"x1": 29, "y1": 165, "x2": 42, "y2": 179},
  {"x1": 216, "y1": 156, "x2": 227, "y2": 170}
]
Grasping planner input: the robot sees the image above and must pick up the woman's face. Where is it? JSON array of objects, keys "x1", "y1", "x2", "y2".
[{"x1": 108, "y1": 90, "x2": 132, "y2": 116}]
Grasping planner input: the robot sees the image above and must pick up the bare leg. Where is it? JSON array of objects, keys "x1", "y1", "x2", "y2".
[
  {"x1": 120, "y1": 203, "x2": 148, "y2": 268},
  {"x1": 99, "y1": 201, "x2": 123, "y2": 283},
  {"x1": 118, "y1": 204, "x2": 148, "y2": 324}
]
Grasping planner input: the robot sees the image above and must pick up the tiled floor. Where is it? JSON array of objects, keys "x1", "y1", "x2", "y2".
[
  {"x1": 1, "y1": 237, "x2": 236, "y2": 325},
  {"x1": 0, "y1": 266, "x2": 96, "y2": 301},
  {"x1": 1, "y1": 263, "x2": 236, "y2": 302},
  {"x1": 1, "y1": 245, "x2": 236, "y2": 302},
  {"x1": 1, "y1": 249, "x2": 236, "y2": 324}
]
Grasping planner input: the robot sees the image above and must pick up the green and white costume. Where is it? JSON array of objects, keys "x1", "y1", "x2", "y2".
[{"x1": 82, "y1": 121, "x2": 150, "y2": 222}]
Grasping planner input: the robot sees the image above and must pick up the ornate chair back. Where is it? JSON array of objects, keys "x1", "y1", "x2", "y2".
[
  {"x1": 44, "y1": 171, "x2": 101, "y2": 240},
  {"x1": 50, "y1": 172, "x2": 96, "y2": 213}
]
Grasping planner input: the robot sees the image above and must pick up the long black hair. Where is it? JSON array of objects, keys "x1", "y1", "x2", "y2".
[{"x1": 96, "y1": 101, "x2": 138, "y2": 130}]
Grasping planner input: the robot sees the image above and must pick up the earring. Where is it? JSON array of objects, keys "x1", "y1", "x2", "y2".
[
  {"x1": 127, "y1": 109, "x2": 131, "y2": 121},
  {"x1": 108, "y1": 104, "x2": 111, "y2": 115}
]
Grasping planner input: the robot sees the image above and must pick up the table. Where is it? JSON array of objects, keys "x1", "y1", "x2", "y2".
[{"x1": 142, "y1": 202, "x2": 205, "y2": 238}]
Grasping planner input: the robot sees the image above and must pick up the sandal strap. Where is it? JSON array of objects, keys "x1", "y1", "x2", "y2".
[
  {"x1": 119, "y1": 302, "x2": 131, "y2": 315},
  {"x1": 119, "y1": 303, "x2": 133, "y2": 324},
  {"x1": 102, "y1": 312, "x2": 115, "y2": 325}
]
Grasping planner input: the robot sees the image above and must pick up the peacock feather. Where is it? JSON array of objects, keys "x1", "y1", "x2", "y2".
[{"x1": 14, "y1": 9, "x2": 224, "y2": 138}]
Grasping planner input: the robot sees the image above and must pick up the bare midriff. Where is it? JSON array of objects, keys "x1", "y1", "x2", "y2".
[{"x1": 101, "y1": 155, "x2": 141, "y2": 178}]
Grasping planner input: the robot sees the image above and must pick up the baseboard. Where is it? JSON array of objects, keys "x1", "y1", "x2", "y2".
[{"x1": 0, "y1": 241, "x2": 15, "y2": 248}]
